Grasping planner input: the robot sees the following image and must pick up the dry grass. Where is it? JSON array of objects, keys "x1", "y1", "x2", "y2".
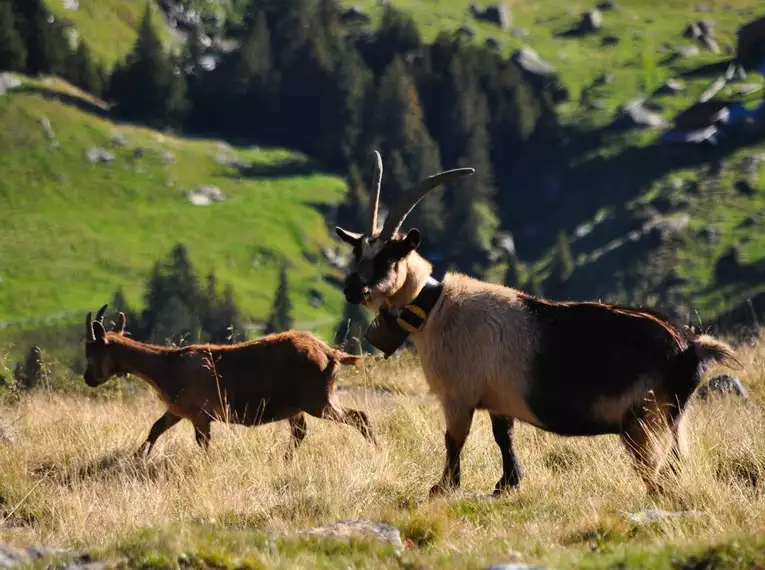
[{"x1": 1, "y1": 337, "x2": 765, "y2": 568}]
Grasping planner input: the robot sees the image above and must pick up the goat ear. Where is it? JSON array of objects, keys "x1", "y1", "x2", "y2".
[
  {"x1": 113, "y1": 312, "x2": 126, "y2": 335},
  {"x1": 92, "y1": 321, "x2": 108, "y2": 344},
  {"x1": 388, "y1": 229, "x2": 421, "y2": 261},
  {"x1": 336, "y1": 227, "x2": 363, "y2": 246}
]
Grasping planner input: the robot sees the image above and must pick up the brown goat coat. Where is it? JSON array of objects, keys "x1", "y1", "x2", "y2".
[{"x1": 85, "y1": 323, "x2": 374, "y2": 456}]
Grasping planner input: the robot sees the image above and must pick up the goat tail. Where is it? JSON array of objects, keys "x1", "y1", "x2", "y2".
[
  {"x1": 692, "y1": 334, "x2": 740, "y2": 371},
  {"x1": 334, "y1": 350, "x2": 364, "y2": 367}
]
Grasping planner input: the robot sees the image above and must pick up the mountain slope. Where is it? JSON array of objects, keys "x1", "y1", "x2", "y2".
[{"x1": 0, "y1": 77, "x2": 347, "y2": 334}]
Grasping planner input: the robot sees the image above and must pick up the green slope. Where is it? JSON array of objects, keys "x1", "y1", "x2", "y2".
[{"x1": 0, "y1": 77, "x2": 347, "y2": 337}]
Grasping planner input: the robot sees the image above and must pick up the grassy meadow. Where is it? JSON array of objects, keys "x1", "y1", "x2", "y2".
[
  {"x1": 0, "y1": 77, "x2": 348, "y2": 351},
  {"x1": 1, "y1": 333, "x2": 765, "y2": 569}
]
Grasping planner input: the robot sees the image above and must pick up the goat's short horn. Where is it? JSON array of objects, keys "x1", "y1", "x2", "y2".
[
  {"x1": 85, "y1": 311, "x2": 95, "y2": 343},
  {"x1": 95, "y1": 304, "x2": 108, "y2": 324}
]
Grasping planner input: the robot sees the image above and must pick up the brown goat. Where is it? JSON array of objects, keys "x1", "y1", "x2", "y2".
[{"x1": 83, "y1": 305, "x2": 375, "y2": 457}]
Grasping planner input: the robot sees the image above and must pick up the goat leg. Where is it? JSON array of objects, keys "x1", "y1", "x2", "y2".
[
  {"x1": 490, "y1": 414, "x2": 523, "y2": 495},
  {"x1": 135, "y1": 410, "x2": 182, "y2": 458},
  {"x1": 193, "y1": 418, "x2": 212, "y2": 450},
  {"x1": 284, "y1": 413, "x2": 308, "y2": 461},
  {"x1": 429, "y1": 405, "x2": 474, "y2": 498}
]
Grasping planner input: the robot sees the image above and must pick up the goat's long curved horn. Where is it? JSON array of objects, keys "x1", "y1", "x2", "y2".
[
  {"x1": 369, "y1": 150, "x2": 383, "y2": 235},
  {"x1": 85, "y1": 311, "x2": 95, "y2": 343},
  {"x1": 95, "y1": 304, "x2": 108, "y2": 324},
  {"x1": 379, "y1": 167, "x2": 475, "y2": 241}
]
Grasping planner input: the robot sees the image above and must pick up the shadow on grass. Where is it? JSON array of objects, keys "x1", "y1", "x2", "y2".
[
  {"x1": 16, "y1": 85, "x2": 112, "y2": 121},
  {"x1": 31, "y1": 448, "x2": 180, "y2": 487}
]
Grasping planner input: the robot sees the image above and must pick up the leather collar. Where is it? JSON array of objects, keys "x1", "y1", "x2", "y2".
[
  {"x1": 363, "y1": 276, "x2": 444, "y2": 357},
  {"x1": 392, "y1": 276, "x2": 444, "y2": 334}
]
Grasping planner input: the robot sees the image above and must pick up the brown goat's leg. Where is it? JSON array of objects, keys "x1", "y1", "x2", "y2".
[
  {"x1": 136, "y1": 411, "x2": 182, "y2": 458},
  {"x1": 193, "y1": 418, "x2": 212, "y2": 450},
  {"x1": 429, "y1": 405, "x2": 474, "y2": 498},
  {"x1": 284, "y1": 413, "x2": 308, "y2": 461},
  {"x1": 490, "y1": 414, "x2": 523, "y2": 495},
  {"x1": 620, "y1": 394, "x2": 674, "y2": 497},
  {"x1": 317, "y1": 404, "x2": 377, "y2": 445}
]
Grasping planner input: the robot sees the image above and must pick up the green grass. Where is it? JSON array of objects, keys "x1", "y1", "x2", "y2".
[{"x1": 0, "y1": 77, "x2": 348, "y2": 345}]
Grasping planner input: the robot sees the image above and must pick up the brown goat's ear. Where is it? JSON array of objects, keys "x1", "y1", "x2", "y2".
[
  {"x1": 92, "y1": 321, "x2": 108, "y2": 344},
  {"x1": 387, "y1": 229, "x2": 420, "y2": 261},
  {"x1": 113, "y1": 312, "x2": 126, "y2": 335},
  {"x1": 336, "y1": 227, "x2": 363, "y2": 246}
]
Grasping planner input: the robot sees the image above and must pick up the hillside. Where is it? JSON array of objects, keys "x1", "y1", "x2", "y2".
[
  {"x1": 38, "y1": 0, "x2": 765, "y2": 330},
  {"x1": 0, "y1": 76, "x2": 348, "y2": 351}
]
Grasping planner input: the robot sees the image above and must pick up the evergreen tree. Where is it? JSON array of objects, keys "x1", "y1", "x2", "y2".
[
  {"x1": 65, "y1": 41, "x2": 102, "y2": 96},
  {"x1": 11, "y1": 0, "x2": 69, "y2": 75},
  {"x1": 107, "y1": 3, "x2": 188, "y2": 127},
  {"x1": 142, "y1": 243, "x2": 202, "y2": 341},
  {"x1": 503, "y1": 258, "x2": 523, "y2": 289},
  {"x1": 264, "y1": 264, "x2": 294, "y2": 335},
  {"x1": 366, "y1": 56, "x2": 445, "y2": 249},
  {"x1": 546, "y1": 230, "x2": 575, "y2": 297},
  {"x1": 0, "y1": 1, "x2": 27, "y2": 72},
  {"x1": 360, "y1": 6, "x2": 421, "y2": 77}
]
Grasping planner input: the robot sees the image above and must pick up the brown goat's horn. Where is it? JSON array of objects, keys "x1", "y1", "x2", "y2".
[
  {"x1": 113, "y1": 312, "x2": 126, "y2": 334},
  {"x1": 379, "y1": 167, "x2": 475, "y2": 241},
  {"x1": 95, "y1": 304, "x2": 108, "y2": 324},
  {"x1": 85, "y1": 311, "x2": 95, "y2": 343},
  {"x1": 369, "y1": 150, "x2": 383, "y2": 235}
]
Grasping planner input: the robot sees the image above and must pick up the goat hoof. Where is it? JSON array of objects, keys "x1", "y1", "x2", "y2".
[
  {"x1": 428, "y1": 482, "x2": 452, "y2": 498},
  {"x1": 493, "y1": 477, "x2": 520, "y2": 496}
]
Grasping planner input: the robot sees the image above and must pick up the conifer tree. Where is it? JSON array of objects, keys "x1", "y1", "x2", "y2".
[
  {"x1": 264, "y1": 265, "x2": 294, "y2": 335},
  {"x1": 11, "y1": 0, "x2": 69, "y2": 75},
  {"x1": 65, "y1": 41, "x2": 102, "y2": 96},
  {"x1": 368, "y1": 56, "x2": 445, "y2": 249},
  {"x1": 0, "y1": 1, "x2": 27, "y2": 72},
  {"x1": 107, "y1": 3, "x2": 188, "y2": 127}
]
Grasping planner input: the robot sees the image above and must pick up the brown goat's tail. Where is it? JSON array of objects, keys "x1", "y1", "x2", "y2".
[
  {"x1": 692, "y1": 334, "x2": 740, "y2": 370},
  {"x1": 335, "y1": 350, "x2": 364, "y2": 367}
]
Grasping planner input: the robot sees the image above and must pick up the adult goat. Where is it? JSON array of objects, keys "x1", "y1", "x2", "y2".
[{"x1": 334, "y1": 151, "x2": 736, "y2": 498}]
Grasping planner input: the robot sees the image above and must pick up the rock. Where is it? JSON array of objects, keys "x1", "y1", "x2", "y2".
[
  {"x1": 697, "y1": 375, "x2": 747, "y2": 401},
  {"x1": 62, "y1": 0, "x2": 79, "y2": 9},
  {"x1": 40, "y1": 118, "x2": 56, "y2": 141},
  {"x1": 739, "y1": 215, "x2": 757, "y2": 228},
  {"x1": 470, "y1": 3, "x2": 512, "y2": 29},
  {"x1": 730, "y1": 83, "x2": 762, "y2": 96},
  {"x1": 341, "y1": 6, "x2": 370, "y2": 24},
  {"x1": 160, "y1": 150, "x2": 176, "y2": 164},
  {"x1": 0, "y1": 72, "x2": 22, "y2": 96},
  {"x1": 683, "y1": 22, "x2": 702, "y2": 39},
  {"x1": 734, "y1": 179, "x2": 756, "y2": 195},
  {"x1": 308, "y1": 289, "x2": 324, "y2": 308},
  {"x1": 697, "y1": 225, "x2": 719, "y2": 243},
  {"x1": 85, "y1": 148, "x2": 115, "y2": 164},
  {"x1": 294, "y1": 519, "x2": 404, "y2": 555},
  {"x1": 741, "y1": 155, "x2": 762, "y2": 174},
  {"x1": 0, "y1": 544, "x2": 70, "y2": 569},
  {"x1": 511, "y1": 47, "x2": 556, "y2": 78},
  {"x1": 580, "y1": 10, "x2": 603, "y2": 33},
  {"x1": 616, "y1": 98, "x2": 668, "y2": 129},
  {"x1": 699, "y1": 35, "x2": 720, "y2": 54},
  {"x1": 698, "y1": 19, "x2": 715, "y2": 36},
  {"x1": 110, "y1": 131, "x2": 127, "y2": 147},
  {"x1": 596, "y1": 1, "x2": 618, "y2": 10},
  {"x1": 602, "y1": 35, "x2": 620, "y2": 46},
  {"x1": 594, "y1": 72, "x2": 612, "y2": 85},
  {"x1": 510, "y1": 27, "x2": 529, "y2": 38},
  {"x1": 493, "y1": 231, "x2": 516, "y2": 257},
  {"x1": 485, "y1": 36, "x2": 503, "y2": 50},
  {"x1": 675, "y1": 44, "x2": 700, "y2": 58},
  {"x1": 663, "y1": 78, "x2": 686, "y2": 93},
  {"x1": 457, "y1": 24, "x2": 476, "y2": 38},
  {"x1": 186, "y1": 185, "x2": 226, "y2": 206},
  {"x1": 624, "y1": 509, "x2": 700, "y2": 524}
]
